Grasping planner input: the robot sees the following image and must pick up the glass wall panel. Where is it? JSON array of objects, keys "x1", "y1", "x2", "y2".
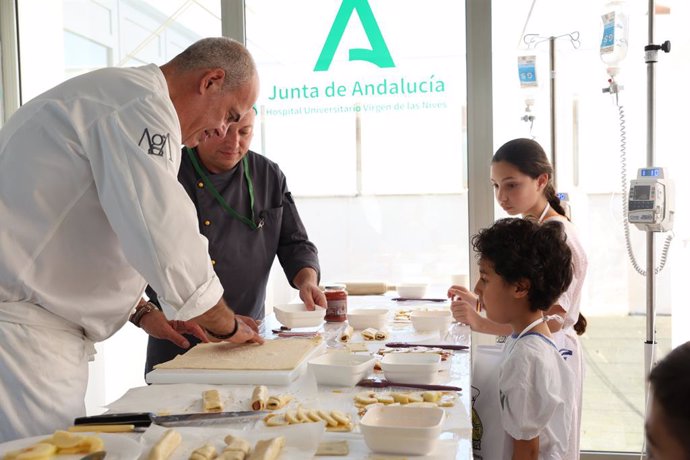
[
  {"x1": 18, "y1": 0, "x2": 220, "y2": 101},
  {"x1": 492, "y1": 0, "x2": 688, "y2": 453},
  {"x1": 15, "y1": 0, "x2": 222, "y2": 414},
  {"x1": 246, "y1": 0, "x2": 469, "y2": 303}
]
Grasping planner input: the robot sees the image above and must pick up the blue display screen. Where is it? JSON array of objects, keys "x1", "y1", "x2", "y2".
[{"x1": 641, "y1": 168, "x2": 660, "y2": 177}]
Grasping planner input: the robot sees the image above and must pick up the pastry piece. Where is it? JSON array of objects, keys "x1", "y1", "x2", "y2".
[
  {"x1": 375, "y1": 393, "x2": 395, "y2": 404},
  {"x1": 393, "y1": 309, "x2": 412, "y2": 321},
  {"x1": 284, "y1": 409, "x2": 300, "y2": 425},
  {"x1": 373, "y1": 359, "x2": 382, "y2": 371},
  {"x1": 251, "y1": 385, "x2": 268, "y2": 411},
  {"x1": 42, "y1": 431, "x2": 103, "y2": 455},
  {"x1": 148, "y1": 429, "x2": 182, "y2": 460},
  {"x1": 306, "y1": 409, "x2": 322, "y2": 423},
  {"x1": 356, "y1": 389, "x2": 456, "y2": 410},
  {"x1": 317, "y1": 410, "x2": 338, "y2": 427},
  {"x1": 202, "y1": 389, "x2": 223, "y2": 412},
  {"x1": 374, "y1": 330, "x2": 388, "y2": 341},
  {"x1": 76, "y1": 436, "x2": 104, "y2": 454},
  {"x1": 47, "y1": 431, "x2": 81, "y2": 449},
  {"x1": 407, "y1": 401, "x2": 438, "y2": 408},
  {"x1": 266, "y1": 394, "x2": 292, "y2": 411},
  {"x1": 361, "y1": 328, "x2": 377, "y2": 341},
  {"x1": 326, "y1": 410, "x2": 353, "y2": 432},
  {"x1": 262, "y1": 408, "x2": 352, "y2": 432},
  {"x1": 325, "y1": 424, "x2": 354, "y2": 432},
  {"x1": 246, "y1": 436, "x2": 285, "y2": 460},
  {"x1": 390, "y1": 392, "x2": 410, "y2": 404},
  {"x1": 330, "y1": 410, "x2": 350, "y2": 425},
  {"x1": 56, "y1": 435, "x2": 104, "y2": 455},
  {"x1": 422, "y1": 391, "x2": 441, "y2": 403},
  {"x1": 438, "y1": 397, "x2": 456, "y2": 407},
  {"x1": 3, "y1": 442, "x2": 57, "y2": 460},
  {"x1": 189, "y1": 443, "x2": 217, "y2": 460},
  {"x1": 354, "y1": 391, "x2": 378, "y2": 406},
  {"x1": 224, "y1": 435, "x2": 251, "y2": 455},
  {"x1": 263, "y1": 414, "x2": 288, "y2": 427},
  {"x1": 346, "y1": 342, "x2": 368, "y2": 352},
  {"x1": 218, "y1": 451, "x2": 245, "y2": 460},
  {"x1": 315, "y1": 440, "x2": 349, "y2": 456},
  {"x1": 357, "y1": 402, "x2": 384, "y2": 417},
  {"x1": 296, "y1": 407, "x2": 311, "y2": 423},
  {"x1": 338, "y1": 325, "x2": 354, "y2": 342},
  {"x1": 407, "y1": 392, "x2": 424, "y2": 403}
]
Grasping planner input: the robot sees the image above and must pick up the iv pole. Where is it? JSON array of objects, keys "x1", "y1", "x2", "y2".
[
  {"x1": 643, "y1": 0, "x2": 671, "y2": 401},
  {"x1": 523, "y1": 32, "x2": 580, "y2": 190}
]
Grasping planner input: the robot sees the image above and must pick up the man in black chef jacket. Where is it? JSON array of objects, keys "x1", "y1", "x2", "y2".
[{"x1": 144, "y1": 108, "x2": 324, "y2": 373}]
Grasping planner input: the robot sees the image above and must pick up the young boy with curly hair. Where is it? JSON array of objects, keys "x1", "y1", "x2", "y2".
[
  {"x1": 646, "y1": 341, "x2": 690, "y2": 460},
  {"x1": 471, "y1": 218, "x2": 577, "y2": 460}
]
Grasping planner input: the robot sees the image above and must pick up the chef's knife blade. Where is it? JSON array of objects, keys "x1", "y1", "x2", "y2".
[
  {"x1": 74, "y1": 410, "x2": 268, "y2": 428},
  {"x1": 153, "y1": 410, "x2": 267, "y2": 427}
]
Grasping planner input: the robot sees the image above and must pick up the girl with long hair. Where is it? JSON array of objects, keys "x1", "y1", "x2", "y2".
[{"x1": 450, "y1": 138, "x2": 588, "y2": 454}]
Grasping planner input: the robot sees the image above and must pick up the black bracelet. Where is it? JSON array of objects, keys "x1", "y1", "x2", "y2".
[{"x1": 205, "y1": 317, "x2": 239, "y2": 340}]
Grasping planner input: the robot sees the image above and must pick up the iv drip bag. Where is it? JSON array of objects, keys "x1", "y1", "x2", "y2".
[{"x1": 600, "y1": 0, "x2": 629, "y2": 72}]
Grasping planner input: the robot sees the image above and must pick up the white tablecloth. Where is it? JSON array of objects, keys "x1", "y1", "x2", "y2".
[{"x1": 107, "y1": 295, "x2": 473, "y2": 459}]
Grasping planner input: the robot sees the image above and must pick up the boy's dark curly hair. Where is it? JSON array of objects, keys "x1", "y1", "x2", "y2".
[
  {"x1": 472, "y1": 218, "x2": 573, "y2": 312},
  {"x1": 648, "y1": 341, "x2": 690, "y2": 456}
]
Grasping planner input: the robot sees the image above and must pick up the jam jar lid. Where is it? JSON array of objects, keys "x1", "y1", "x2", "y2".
[{"x1": 323, "y1": 283, "x2": 347, "y2": 291}]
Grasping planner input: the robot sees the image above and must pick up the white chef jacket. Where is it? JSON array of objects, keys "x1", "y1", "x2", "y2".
[
  {"x1": 0, "y1": 64, "x2": 223, "y2": 441},
  {"x1": 498, "y1": 333, "x2": 577, "y2": 460},
  {"x1": 544, "y1": 215, "x2": 587, "y2": 452},
  {"x1": 0, "y1": 64, "x2": 223, "y2": 341}
]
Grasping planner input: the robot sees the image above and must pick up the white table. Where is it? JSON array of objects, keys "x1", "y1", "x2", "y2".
[{"x1": 108, "y1": 295, "x2": 473, "y2": 459}]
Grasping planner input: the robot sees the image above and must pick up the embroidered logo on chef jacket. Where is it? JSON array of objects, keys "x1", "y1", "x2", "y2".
[{"x1": 139, "y1": 128, "x2": 172, "y2": 161}]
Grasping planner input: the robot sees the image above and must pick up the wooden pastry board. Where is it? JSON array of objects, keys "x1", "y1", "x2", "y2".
[{"x1": 145, "y1": 341, "x2": 326, "y2": 385}]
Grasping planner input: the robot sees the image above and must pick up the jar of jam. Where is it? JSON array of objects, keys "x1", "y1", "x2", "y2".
[{"x1": 324, "y1": 284, "x2": 348, "y2": 322}]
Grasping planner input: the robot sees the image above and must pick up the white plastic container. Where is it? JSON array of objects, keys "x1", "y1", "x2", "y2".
[
  {"x1": 273, "y1": 303, "x2": 326, "y2": 328},
  {"x1": 360, "y1": 405, "x2": 445, "y2": 456},
  {"x1": 308, "y1": 351, "x2": 375, "y2": 386},
  {"x1": 346, "y1": 308, "x2": 388, "y2": 330},
  {"x1": 396, "y1": 283, "x2": 428, "y2": 298},
  {"x1": 410, "y1": 309, "x2": 453, "y2": 333},
  {"x1": 380, "y1": 352, "x2": 441, "y2": 384}
]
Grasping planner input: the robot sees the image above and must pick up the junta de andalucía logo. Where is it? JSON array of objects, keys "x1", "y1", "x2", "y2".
[{"x1": 314, "y1": 0, "x2": 395, "y2": 71}]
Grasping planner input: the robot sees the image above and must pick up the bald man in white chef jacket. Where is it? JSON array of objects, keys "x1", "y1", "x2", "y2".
[{"x1": 0, "y1": 37, "x2": 264, "y2": 442}]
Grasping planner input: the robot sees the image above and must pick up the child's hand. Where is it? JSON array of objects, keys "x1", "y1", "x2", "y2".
[
  {"x1": 450, "y1": 300, "x2": 483, "y2": 330},
  {"x1": 447, "y1": 285, "x2": 478, "y2": 305}
]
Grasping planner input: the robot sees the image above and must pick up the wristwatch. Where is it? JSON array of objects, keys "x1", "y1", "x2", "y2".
[
  {"x1": 129, "y1": 302, "x2": 157, "y2": 327},
  {"x1": 205, "y1": 317, "x2": 239, "y2": 340}
]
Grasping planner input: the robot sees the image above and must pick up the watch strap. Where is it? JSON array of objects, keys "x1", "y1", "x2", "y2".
[{"x1": 130, "y1": 302, "x2": 157, "y2": 328}]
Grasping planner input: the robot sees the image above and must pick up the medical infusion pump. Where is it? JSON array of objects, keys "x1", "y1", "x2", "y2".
[{"x1": 628, "y1": 167, "x2": 674, "y2": 232}]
